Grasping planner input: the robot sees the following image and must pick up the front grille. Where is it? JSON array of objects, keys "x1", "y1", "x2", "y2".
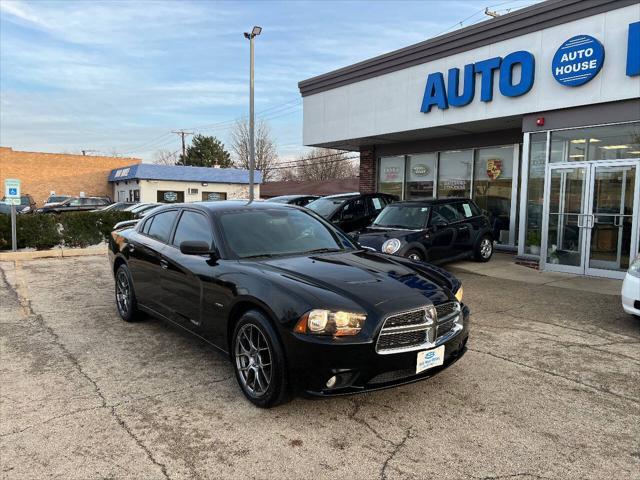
[
  {"x1": 368, "y1": 368, "x2": 415, "y2": 385},
  {"x1": 384, "y1": 309, "x2": 426, "y2": 328},
  {"x1": 435, "y1": 302, "x2": 458, "y2": 320},
  {"x1": 377, "y1": 329, "x2": 427, "y2": 351},
  {"x1": 436, "y1": 318, "x2": 455, "y2": 339},
  {"x1": 376, "y1": 307, "x2": 433, "y2": 354}
]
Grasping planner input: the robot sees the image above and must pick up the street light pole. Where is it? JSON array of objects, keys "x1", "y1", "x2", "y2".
[{"x1": 244, "y1": 26, "x2": 262, "y2": 202}]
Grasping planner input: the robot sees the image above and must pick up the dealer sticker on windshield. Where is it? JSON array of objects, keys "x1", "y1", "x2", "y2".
[{"x1": 416, "y1": 346, "x2": 445, "y2": 374}]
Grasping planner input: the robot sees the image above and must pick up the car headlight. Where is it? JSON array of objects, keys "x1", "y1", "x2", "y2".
[
  {"x1": 454, "y1": 285, "x2": 463, "y2": 303},
  {"x1": 382, "y1": 238, "x2": 402, "y2": 254},
  {"x1": 628, "y1": 254, "x2": 640, "y2": 278},
  {"x1": 294, "y1": 309, "x2": 367, "y2": 336}
]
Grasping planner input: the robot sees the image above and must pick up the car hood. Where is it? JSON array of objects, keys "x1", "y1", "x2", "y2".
[
  {"x1": 255, "y1": 250, "x2": 453, "y2": 312},
  {"x1": 356, "y1": 228, "x2": 415, "y2": 251}
]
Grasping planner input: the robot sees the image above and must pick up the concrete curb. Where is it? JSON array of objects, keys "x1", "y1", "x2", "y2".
[{"x1": 0, "y1": 245, "x2": 108, "y2": 261}]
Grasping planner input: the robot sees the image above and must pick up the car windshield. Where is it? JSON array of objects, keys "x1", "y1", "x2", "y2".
[
  {"x1": 373, "y1": 204, "x2": 429, "y2": 229},
  {"x1": 219, "y1": 208, "x2": 355, "y2": 259},
  {"x1": 306, "y1": 197, "x2": 349, "y2": 218},
  {"x1": 20, "y1": 197, "x2": 31, "y2": 205}
]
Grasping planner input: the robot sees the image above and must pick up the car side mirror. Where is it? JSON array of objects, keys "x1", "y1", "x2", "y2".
[{"x1": 180, "y1": 241, "x2": 217, "y2": 258}]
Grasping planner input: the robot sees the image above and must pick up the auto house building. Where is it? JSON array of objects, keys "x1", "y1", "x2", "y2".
[{"x1": 299, "y1": 0, "x2": 640, "y2": 279}]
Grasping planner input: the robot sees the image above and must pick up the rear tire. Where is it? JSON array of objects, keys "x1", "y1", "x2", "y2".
[
  {"x1": 405, "y1": 249, "x2": 424, "y2": 262},
  {"x1": 232, "y1": 309, "x2": 290, "y2": 408},
  {"x1": 115, "y1": 264, "x2": 143, "y2": 322},
  {"x1": 474, "y1": 235, "x2": 494, "y2": 262}
]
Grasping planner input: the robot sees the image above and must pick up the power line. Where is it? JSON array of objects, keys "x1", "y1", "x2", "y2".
[
  {"x1": 172, "y1": 130, "x2": 194, "y2": 158},
  {"x1": 270, "y1": 155, "x2": 359, "y2": 171}
]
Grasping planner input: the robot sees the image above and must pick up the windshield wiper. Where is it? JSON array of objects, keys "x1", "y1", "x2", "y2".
[
  {"x1": 241, "y1": 253, "x2": 279, "y2": 259},
  {"x1": 372, "y1": 224, "x2": 408, "y2": 229},
  {"x1": 301, "y1": 248, "x2": 343, "y2": 255}
]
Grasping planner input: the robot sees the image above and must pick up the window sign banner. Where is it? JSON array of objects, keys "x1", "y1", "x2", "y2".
[
  {"x1": 486, "y1": 159, "x2": 502, "y2": 180},
  {"x1": 552, "y1": 35, "x2": 605, "y2": 87},
  {"x1": 163, "y1": 191, "x2": 178, "y2": 202}
]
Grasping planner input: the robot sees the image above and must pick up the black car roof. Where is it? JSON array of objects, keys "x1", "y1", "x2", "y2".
[
  {"x1": 389, "y1": 197, "x2": 472, "y2": 206},
  {"x1": 322, "y1": 192, "x2": 393, "y2": 200}
]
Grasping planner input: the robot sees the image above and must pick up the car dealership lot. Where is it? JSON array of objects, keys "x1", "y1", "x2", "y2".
[{"x1": 1, "y1": 256, "x2": 638, "y2": 480}]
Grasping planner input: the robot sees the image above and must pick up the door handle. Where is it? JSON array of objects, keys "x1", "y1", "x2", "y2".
[
  {"x1": 160, "y1": 259, "x2": 169, "y2": 269},
  {"x1": 128, "y1": 244, "x2": 135, "y2": 252}
]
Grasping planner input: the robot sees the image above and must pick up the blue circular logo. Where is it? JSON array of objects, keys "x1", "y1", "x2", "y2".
[{"x1": 552, "y1": 35, "x2": 605, "y2": 87}]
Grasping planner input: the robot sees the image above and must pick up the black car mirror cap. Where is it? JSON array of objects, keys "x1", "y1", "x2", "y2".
[{"x1": 180, "y1": 241, "x2": 217, "y2": 258}]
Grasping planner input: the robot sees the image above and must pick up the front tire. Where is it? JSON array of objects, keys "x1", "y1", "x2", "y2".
[
  {"x1": 405, "y1": 249, "x2": 424, "y2": 262},
  {"x1": 232, "y1": 310, "x2": 289, "y2": 408},
  {"x1": 115, "y1": 264, "x2": 142, "y2": 322},
  {"x1": 474, "y1": 235, "x2": 494, "y2": 262}
]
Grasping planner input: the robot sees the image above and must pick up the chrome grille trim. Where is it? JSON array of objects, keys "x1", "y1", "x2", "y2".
[{"x1": 375, "y1": 302, "x2": 463, "y2": 355}]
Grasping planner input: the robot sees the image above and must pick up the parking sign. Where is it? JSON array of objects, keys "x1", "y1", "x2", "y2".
[{"x1": 4, "y1": 179, "x2": 21, "y2": 205}]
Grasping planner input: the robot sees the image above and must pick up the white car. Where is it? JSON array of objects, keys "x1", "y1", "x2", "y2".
[{"x1": 621, "y1": 254, "x2": 640, "y2": 317}]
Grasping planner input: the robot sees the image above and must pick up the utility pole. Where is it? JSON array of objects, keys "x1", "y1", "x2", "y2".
[
  {"x1": 244, "y1": 26, "x2": 262, "y2": 202},
  {"x1": 172, "y1": 130, "x2": 194, "y2": 161},
  {"x1": 484, "y1": 7, "x2": 500, "y2": 18}
]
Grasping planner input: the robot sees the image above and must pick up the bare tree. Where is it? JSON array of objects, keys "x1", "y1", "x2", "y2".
[
  {"x1": 290, "y1": 148, "x2": 358, "y2": 181},
  {"x1": 153, "y1": 149, "x2": 179, "y2": 165},
  {"x1": 231, "y1": 118, "x2": 278, "y2": 181}
]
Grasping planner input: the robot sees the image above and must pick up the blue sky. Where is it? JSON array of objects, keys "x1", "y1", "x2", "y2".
[{"x1": 0, "y1": 0, "x2": 540, "y2": 161}]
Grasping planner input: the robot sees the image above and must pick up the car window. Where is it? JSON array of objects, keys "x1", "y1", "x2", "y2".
[
  {"x1": 342, "y1": 199, "x2": 365, "y2": 219},
  {"x1": 68, "y1": 198, "x2": 82, "y2": 206},
  {"x1": 368, "y1": 196, "x2": 386, "y2": 216},
  {"x1": 146, "y1": 210, "x2": 178, "y2": 243},
  {"x1": 219, "y1": 208, "x2": 354, "y2": 258},
  {"x1": 172, "y1": 211, "x2": 214, "y2": 248},
  {"x1": 307, "y1": 197, "x2": 348, "y2": 218},
  {"x1": 374, "y1": 204, "x2": 429, "y2": 229},
  {"x1": 141, "y1": 217, "x2": 153, "y2": 234},
  {"x1": 432, "y1": 204, "x2": 463, "y2": 224},
  {"x1": 454, "y1": 202, "x2": 476, "y2": 219}
]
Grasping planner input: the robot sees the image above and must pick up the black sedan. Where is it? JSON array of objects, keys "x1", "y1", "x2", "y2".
[
  {"x1": 356, "y1": 198, "x2": 494, "y2": 264},
  {"x1": 108, "y1": 201, "x2": 469, "y2": 407}
]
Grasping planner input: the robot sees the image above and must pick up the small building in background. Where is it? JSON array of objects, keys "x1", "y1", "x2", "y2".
[
  {"x1": 0, "y1": 147, "x2": 141, "y2": 206},
  {"x1": 108, "y1": 164, "x2": 262, "y2": 203},
  {"x1": 260, "y1": 177, "x2": 359, "y2": 199}
]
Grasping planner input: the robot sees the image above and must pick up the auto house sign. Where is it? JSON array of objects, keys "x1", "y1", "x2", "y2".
[{"x1": 412, "y1": 164, "x2": 431, "y2": 177}]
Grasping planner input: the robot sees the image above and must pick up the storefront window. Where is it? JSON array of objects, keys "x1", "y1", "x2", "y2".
[
  {"x1": 406, "y1": 153, "x2": 436, "y2": 199},
  {"x1": 437, "y1": 150, "x2": 472, "y2": 198},
  {"x1": 473, "y1": 146, "x2": 515, "y2": 244},
  {"x1": 525, "y1": 133, "x2": 547, "y2": 255},
  {"x1": 378, "y1": 156, "x2": 405, "y2": 198},
  {"x1": 550, "y1": 122, "x2": 640, "y2": 163}
]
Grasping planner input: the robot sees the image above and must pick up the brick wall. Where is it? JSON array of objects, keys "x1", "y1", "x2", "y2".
[
  {"x1": 359, "y1": 147, "x2": 376, "y2": 193},
  {"x1": 0, "y1": 147, "x2": 141, "y2": 206}
]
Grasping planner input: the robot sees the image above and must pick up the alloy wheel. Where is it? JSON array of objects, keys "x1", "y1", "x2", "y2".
[
  {"x1": 234, "y1": 324, "x2": 273, "y2": 397},
  {"x1": 115, "y1": 269, "x2": 130, "y2": 315},
  {"x1": 408, "y1": 252, "x2": 422, "y2": 261},
  {"x1": 480, "y1": 238, "x2": 493, "y2": 259}
]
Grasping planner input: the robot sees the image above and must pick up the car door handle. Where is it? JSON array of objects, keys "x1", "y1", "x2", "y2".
[{"x1": 160, "y1": 259, "x2": 169, "y2": 269}]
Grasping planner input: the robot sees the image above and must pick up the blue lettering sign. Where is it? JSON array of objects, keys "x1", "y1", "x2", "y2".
[
  {"x1": 552, "y1": 35, "x2": 605, "y2": 86},
  {"x1": 447, "y1": 64, "x2": 475, "y2": 107},
  {"x1": 474, "y1": 57, "x2": 502, "y2": 102},
  {"x1": 420, "y1": 72, "x2": 448, "y2": 113},
  {"x1": 627, "y1": 22, "x2": 640, "y2": 77},
  {"x1": 499, "y1": 51, "x2": 535, "y2": 97}
]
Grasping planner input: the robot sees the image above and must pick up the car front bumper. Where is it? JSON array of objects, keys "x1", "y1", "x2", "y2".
[
  {"x1": 283, "y1": 305, "x2": 470, "y2": 396},
  {"x1": 621, "y1": 273, "x2": 640, "y2": 316}
]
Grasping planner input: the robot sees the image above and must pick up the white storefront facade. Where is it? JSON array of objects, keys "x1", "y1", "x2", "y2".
[{"x1": 299, "y1": 0, "x2": 640, "y2": 278}]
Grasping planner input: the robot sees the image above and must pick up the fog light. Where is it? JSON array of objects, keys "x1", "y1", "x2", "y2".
[{"x1": 326, "y1": 376, "x2": 337, "y2": 388}]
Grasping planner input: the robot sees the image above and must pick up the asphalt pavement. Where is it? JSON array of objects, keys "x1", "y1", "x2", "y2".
[{"x1": 1, "y1": 256, "x2": 638, "y2": 480}]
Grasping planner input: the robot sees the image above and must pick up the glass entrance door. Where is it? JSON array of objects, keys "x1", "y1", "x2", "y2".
[
  {"x1": 542, "y1": 161, "x2": 640, "y2": 278},
  {"x1": 544, "y1": 165, "x2": 588, "y2": 274},
  {"x1": 585, "y1": 164, "x2": 638, "y2": 277}
]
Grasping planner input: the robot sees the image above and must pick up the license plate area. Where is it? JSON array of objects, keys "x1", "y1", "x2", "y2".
[{"x1": 416, "y1": 345, "x2": 445, "y2": 374}]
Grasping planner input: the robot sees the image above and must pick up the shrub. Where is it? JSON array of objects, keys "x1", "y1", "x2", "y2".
[{"x1": 0, "y1": 210, "x2": 135, "y2": 250}]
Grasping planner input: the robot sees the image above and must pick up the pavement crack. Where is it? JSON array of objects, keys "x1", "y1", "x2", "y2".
[
  {"x1": 2, "y1": 261, "x2": 171, "y2": 479},
  {"x1": 469, "y1": 347, "x2": 639, "y2": 405},
  {"x1": 348, "y1": 397, "x2": 395, "y2": 445},
  {"x1": 471, "y1": 473, "x2": 551, "y2": 480},
  {"x1": 110, "y1": 404, "x2": 171, "y2": 480},
  {"x1": 380, "y1": 427, "x2": 412, "y2": 480}
]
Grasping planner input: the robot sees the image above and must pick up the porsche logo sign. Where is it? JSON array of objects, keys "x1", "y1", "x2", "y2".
[{"x1": 486, "y1": 159, "x2": 502, "y2": 180}]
